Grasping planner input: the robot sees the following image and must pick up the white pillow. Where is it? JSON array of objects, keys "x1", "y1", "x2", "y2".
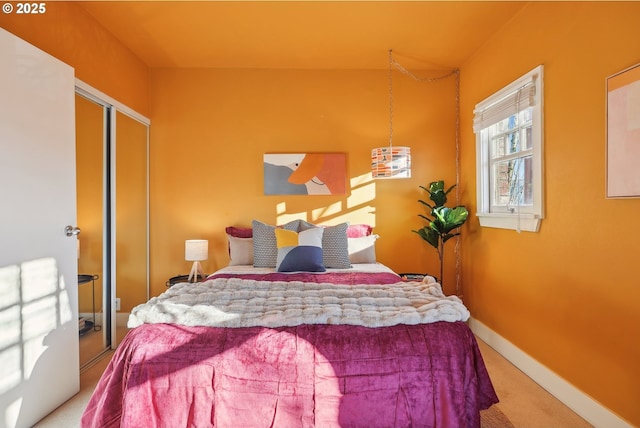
[
  {"x1": 347, "y1": 234, "x2": 379, "y2": 264},
  {"x1": 228, "y1": 235, "x2": 253, "y2": 266}
]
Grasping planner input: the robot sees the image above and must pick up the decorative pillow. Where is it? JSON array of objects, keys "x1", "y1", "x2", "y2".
[
  {"x1": 299, "y1": 221, "x2": 351, "y2": 269},
  {"x1": 347, "y1": 224, "x2": 373, "y2": 238},
  {"x1": 225, "y1": 226, "x2": 253, "y2": 238},
  {"x1": 228, "y1": 235, "x2": 253, "y2": 266},
  {"x1": 275, "y1": 228, "x2": 325, "y2": 272},
  {"x1": 252, "y1": 219, "x2": 300, "y2": 267},
  {"x1": 348, "y1": 234, "x2": 379, "y2": 264}
]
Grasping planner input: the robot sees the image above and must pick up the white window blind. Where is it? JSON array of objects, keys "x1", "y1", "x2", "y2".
[{"x1": 473, "y1": 78, "x2": 537, "y2": 133}]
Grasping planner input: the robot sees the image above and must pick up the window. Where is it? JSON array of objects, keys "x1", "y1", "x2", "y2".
[{"x1": 474, "y1": 65, "x2": 544, "y2": 232}]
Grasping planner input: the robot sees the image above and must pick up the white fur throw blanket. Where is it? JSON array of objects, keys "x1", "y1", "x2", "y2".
[{"x1": 128, "y1": 276, "x2": 470, "y2": 329}]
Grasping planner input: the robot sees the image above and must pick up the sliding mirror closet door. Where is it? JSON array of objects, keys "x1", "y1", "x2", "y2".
[
  {"x1": 114, "y1": 111, "x2": 149, "y2": 346},
  {"x1": 76, "y1": 81, "x2": 150, "y2": 356},
  {"x1": 76, "y1": 93, "x2": 108, "y2": 367}
]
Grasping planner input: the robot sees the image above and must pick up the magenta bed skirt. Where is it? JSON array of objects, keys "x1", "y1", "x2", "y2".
[{"x1": 81, "y1": 321, "x2": 497, "y2": 428}]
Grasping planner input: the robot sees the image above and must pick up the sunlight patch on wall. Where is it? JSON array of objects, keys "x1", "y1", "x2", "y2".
[
  {"x1": 274, "y1": 172, "x2": 377, "y2": 227},
  {"x1": 317, "y1": 207, "x2": 376, "y2": 227},
  {"x1": 348, "y1": 173, "x2": 376, "y2": 205},
  {"x1": 350, "y1": 172, "x2": 374, "y2": 191},
  {"x1": 276, "y1": 202, "x2": 309, "y2": 224},
  {"x1": 346, "y1": 173, "x2": 376, "y2": 226},
  {"x1": 311, "y1": 201, "x2": 343, "y2": 222}
]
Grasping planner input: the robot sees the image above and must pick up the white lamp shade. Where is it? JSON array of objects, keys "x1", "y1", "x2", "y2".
[
  {"x1": 371, "y1": 146, "x2": 411, "y2": 179},
  {"x1": 185, "y1": 239, "x2": 208, "y2": 261}
]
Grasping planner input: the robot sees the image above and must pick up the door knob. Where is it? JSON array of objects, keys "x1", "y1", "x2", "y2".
[{"x1": 65, "y1": 225, "x2": 81, "y2": 237}]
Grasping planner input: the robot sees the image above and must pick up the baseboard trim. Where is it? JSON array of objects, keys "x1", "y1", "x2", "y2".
[
  {"x1": 469, "y1": 318, "x2": 633, "y2": 428},
  {"x1": 79, "y1": 312, "x2": 103, "y2": 326},
  {"x1": 115, "y1": 312, "x2": 129, "y2": 328}
]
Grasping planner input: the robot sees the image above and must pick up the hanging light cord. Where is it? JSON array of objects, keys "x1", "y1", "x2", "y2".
[
  {"x1": 388, "y1": 50, "x2": 394, "y2": 150},
  {"x1": 388, "y1": 51, "x2": 462, "y2": 296},
  {"x1": 388, "y1": 50, "x2": 459, "y2": 150},
  {"x1": 390, "y1": 54, "x2": 459, "y2": 83},
  {"x1": 454, "y1": 69, "x2": 462, "y2": 297}
]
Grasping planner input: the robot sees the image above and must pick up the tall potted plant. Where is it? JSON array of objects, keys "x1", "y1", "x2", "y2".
[{"x1": 412, "y1": 180, "x2": 468, "y2": 286}]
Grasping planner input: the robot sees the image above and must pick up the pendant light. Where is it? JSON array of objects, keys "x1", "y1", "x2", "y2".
[{"x1": 371, "y1": 49, "x2": 411, "y2": 179}]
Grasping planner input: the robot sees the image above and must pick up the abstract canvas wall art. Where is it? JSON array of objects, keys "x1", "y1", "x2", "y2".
[
  {"x1": 264, "y1": 153, "x2": 346, "y2": 195},
  {"x1": 606, "y1": 62, "x2": 640, "y2": 198}
]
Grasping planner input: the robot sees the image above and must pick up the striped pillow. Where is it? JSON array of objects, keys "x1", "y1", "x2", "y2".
[
  {"x1": 299, "y1": 221, "x2": 351, "y2": 269},
  {"x1": 252, "y1": 219, "x2": 300, "y2": 267}
]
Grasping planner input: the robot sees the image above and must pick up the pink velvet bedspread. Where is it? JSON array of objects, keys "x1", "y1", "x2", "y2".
[
  {"x1": 82, "y1": 322, "x2": 496, "y2": 428},
  {"x1": 81, "y1": 271, "x2": 498, "y2": 428}
]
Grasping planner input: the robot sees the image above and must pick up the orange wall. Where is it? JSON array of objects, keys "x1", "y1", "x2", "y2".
[
  {"x1": 460, "y1": 2, "x2": 640, "y2": 425},
  {"x1": 148, "y1": 68, "x2": 459, "y2": 297},
  {"x1": 0, "y1": 3, "x2": 149, "y2": 116}
]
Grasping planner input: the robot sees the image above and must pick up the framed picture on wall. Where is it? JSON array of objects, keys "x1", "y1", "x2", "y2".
[
  {"x1": 263, "y1": 153, "x2": 347, "y2": 195},
  {"x1": 606, "y1": 62, "x2": 640, "y2": 198}
]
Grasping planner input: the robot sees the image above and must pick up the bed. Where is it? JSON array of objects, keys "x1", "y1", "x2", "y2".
[{"x1": 81, "y1": 221, "x2": 498, "y2": 428}]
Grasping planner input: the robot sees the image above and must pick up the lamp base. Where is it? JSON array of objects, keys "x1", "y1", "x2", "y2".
[{"x1": 188, "y1": 261, "x2": 205, "y2": 282}]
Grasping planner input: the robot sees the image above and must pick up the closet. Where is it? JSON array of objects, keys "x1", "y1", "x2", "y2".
[{"x1": 75, "y1": 83, "x2": 150, "y2": 369}]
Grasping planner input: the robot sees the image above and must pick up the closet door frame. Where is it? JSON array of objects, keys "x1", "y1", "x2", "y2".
[{"x1": 75, "y1": 80, "x2": 150, "y2": 350}]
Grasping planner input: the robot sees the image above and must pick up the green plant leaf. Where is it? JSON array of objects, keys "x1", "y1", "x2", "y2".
[
  {"x1": 437, "y1": 206, "x2": 468, "y2": 233},
  {"x1": 413, "y1": 227, "x2": 439, "y2": 249},
  {"x1": 430, "y1": 191, "x2": 447, "y2": 207},
  {"x1": 425, "y1": 228, "x2": 440, "y2": 249},
  {"x1": 446, "y1": 206, "x2": 468, "y2": 227},
  {"x1": 428, "y1": 181, "x2": 445, "y2": 193},
  {"x1": 417, "y1": 199, "x2": 434, "y2": 211},
  {"x1": 428, "y1": 181, "x2": 447, "y2": 207},
  {"x1": 432, "y1": 207, "x2": 447, "y2": 224},
  {"x1": 442, "y1": 232, "x2": 460, "y2": 243}
]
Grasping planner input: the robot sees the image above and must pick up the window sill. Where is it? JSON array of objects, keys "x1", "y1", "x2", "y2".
[{"x1": 477, "y1": 212, "x2": 542, "y2": 232}]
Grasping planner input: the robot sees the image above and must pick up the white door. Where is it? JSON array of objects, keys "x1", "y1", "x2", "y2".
[{"x1": 0, "y1": 27, "x2": 79, "y2": 428}]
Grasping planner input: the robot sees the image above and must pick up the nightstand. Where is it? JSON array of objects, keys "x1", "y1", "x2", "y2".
[
  {"x1": 399, "y1": 272, "x2": 432, "y2": 282},
  {"x1": 78, "y1": 274, "x2": 101, "y2": 335},
  {"x1": 166, "y1": 274, "x2": 208, "y2": 287}
]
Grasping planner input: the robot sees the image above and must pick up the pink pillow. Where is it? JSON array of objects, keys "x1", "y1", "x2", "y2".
[
  {"x1": 227, "y1": 225, "x2": 371, "y2": 238},
  {"x1": 346, "y1": 224, "x2": 373, "y2": 238},
  {"x1": 225, "y1": 226, "x2": 253, "y2": 238}
]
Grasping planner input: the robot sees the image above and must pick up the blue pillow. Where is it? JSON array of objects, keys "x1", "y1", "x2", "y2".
[{"x1": 275, "y1": 228, "x2": 325, "y2": 272}]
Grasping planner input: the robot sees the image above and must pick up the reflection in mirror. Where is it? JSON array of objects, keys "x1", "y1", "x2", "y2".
[
  {"x1": 114, "y1": 111, "x2": 149, "y2": 346},
  {"x1": 75, "y1": 93, "x2": 107, "y2": 367}
]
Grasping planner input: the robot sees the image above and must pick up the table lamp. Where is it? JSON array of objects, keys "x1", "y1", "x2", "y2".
[{"x1": 185, "y1": 239, "x2": 208, "y2": 282}]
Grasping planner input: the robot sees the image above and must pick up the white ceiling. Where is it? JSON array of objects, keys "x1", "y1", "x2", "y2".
[{"x1": 78, "y1": 1, "x2": 526, "y2": 70}]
